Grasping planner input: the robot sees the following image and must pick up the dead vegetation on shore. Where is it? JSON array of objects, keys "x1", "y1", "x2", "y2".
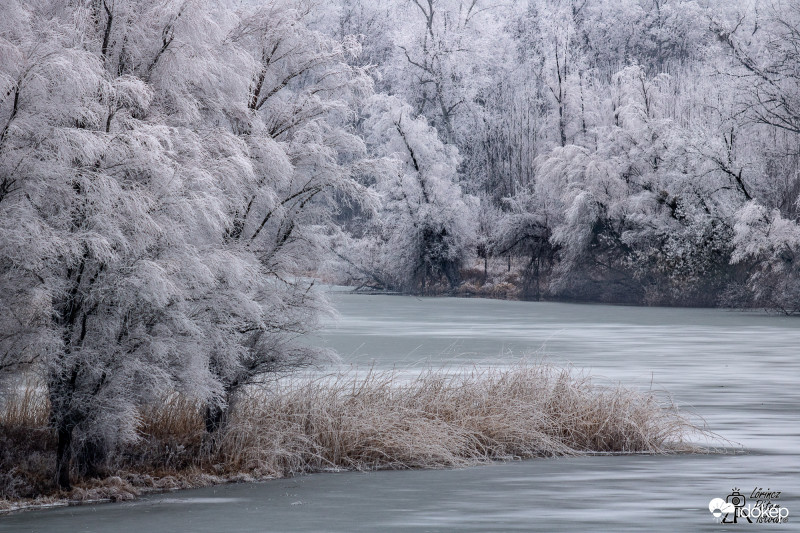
[{"x1": 1, "y1": 364, "x2": 709, "y2": 510}]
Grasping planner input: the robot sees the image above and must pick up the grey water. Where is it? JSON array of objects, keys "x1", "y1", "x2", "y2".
[{"x1": 3, "y1": 292, "x2": 799, "y2": 532}]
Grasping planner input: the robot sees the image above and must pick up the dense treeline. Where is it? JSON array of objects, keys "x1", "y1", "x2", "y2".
[
  {"x1": 329, "y1": 0, "x2": 800, "y2": 312},
  {"x1": 0, "y1": 0, "x2": 797, "y2": 495}
]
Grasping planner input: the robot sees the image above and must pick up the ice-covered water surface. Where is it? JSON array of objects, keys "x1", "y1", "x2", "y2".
[{"x1": 3, "y1": 292, "x2": 799, "y2": 532}]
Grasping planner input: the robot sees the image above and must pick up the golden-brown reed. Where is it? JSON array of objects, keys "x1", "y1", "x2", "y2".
[
  {"x1": 213, "y1": 365, "x2": 702, "y2": 478},
  {"x1": 1, "y1": 378, "x2": 49, "y2": 429},
  {"x1": 1, "y1": 364, "x2": 707, "y2": 505}
]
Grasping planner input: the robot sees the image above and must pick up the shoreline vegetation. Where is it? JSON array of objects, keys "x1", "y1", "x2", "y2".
[
  {"x1": 325, "y1": 270, "x2": 742, "y2": 309},
  {"x1": 1, "y1": 364, "x2": 716, "y2": 514},
  {"x1": 330, "y1": 261, "x2": 800, "y2": 314}
]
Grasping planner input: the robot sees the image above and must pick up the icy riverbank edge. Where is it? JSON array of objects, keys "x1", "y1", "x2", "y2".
[{"x1": 2, "y1": 364, "x2": 724, "y2": 515}]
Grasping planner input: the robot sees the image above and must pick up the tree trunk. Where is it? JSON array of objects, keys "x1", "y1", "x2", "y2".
[
  {"x1": 77, "y1": 437, "x2": 108, "y2": 478},
  {"x1": 202, "y1": 401, "x2": 230, "y2": 455},
  {"x1": 55, "y1": 424, "x2": 73, "y2": 490},
  {"x1": 443, "y1": 261, "x2": 460, "y2": 291},
  {"x1": 204, "y1": 403, "x2": 226, "y2": 434}
]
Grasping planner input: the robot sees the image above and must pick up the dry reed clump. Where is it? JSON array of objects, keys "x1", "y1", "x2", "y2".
[
  {"x1": 214, "y1": 365, "x2": 704, "y2": 477},
  {"x1": 0, "y1": 379, "x2": 53, "y2": 501},
  {"x1": 132, "y1": 393, "x2": 206, "y2": 473},
  {"x1": 1, "y1": 364, "x2": 707, "y2": 507}
]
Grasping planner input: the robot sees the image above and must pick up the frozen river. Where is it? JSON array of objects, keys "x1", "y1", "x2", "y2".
[{"x1": 3, "y1": 292, "x2": 799, "y2": 531}]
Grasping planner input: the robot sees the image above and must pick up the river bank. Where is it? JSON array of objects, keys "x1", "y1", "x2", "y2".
[
  {"x1": 4, "y1": 294, "x2": 797, "y2": 531},
  {"x1": 1, "y1": 364, "x2": 708, "y2": 513}
]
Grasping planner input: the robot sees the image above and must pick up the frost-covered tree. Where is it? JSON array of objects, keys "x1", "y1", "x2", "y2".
[
  {"x1": 0, "y1": 0, "x2": 250, "y2": 486},
  {"x1": 732, "y1": 203, "x2": 800, "y2": 314},
  {"x1": 493, "y1": 187, "x2": 555, "y2": 299},
  {"x1": 712, "y1": 1, "x2": 800, "y2": 311},
  {"x1": 324, "y1": 0, "x2": 800, "y2": 307},
  {"x1": 335, "y1": 96, "x2": 475, "y2": 293},
  {"x1": 495, "y1": 62, "x2": 745, "y2": 303},
  {"x1": 0, "y1": 0, "x2": 378, "y2": 487},
  {"x1": 195, "y1": 0, "x2": 377, "y2": 433}
]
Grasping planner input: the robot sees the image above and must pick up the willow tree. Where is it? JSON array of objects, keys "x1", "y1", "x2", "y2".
[
  {"x1": 0, "y1": 0, "x2": 373, "y2": 488},
  {"x1": 336, "y1": 96, "x2": 475, "y2": 293}
]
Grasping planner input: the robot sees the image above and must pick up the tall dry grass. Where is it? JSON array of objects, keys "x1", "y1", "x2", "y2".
[
  {"x1": 214, "y1": 365, "x2": 703, "y2": 477},
  {"x1": 1, "y1": 364, "x2": 709, "y2": 507},
  {"x1": 0, "y1": 379, "x2": 53, "y2": 503}
]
